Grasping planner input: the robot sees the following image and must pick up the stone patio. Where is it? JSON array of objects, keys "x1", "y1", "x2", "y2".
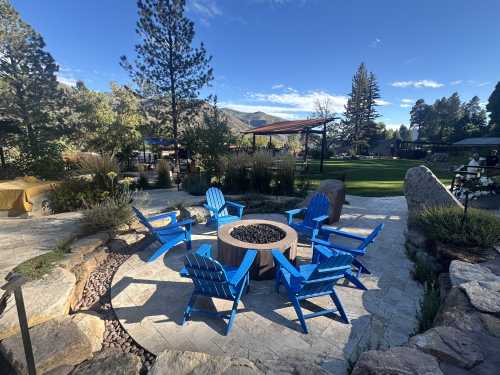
[{"x1": 111, "y1": 196, "x2": 421, "y2": 373}]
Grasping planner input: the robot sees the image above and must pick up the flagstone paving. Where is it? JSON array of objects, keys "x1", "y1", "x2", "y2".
[
  {"x1": 111, "y1": 196, "x2": 422, "y2": 374},
  {"x1": 0, "y1": 212, "x2": 82, "y2": 281}
]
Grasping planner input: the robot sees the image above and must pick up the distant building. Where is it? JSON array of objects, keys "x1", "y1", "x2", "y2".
[{"x1": 452, "y1": 137, "x2": 500, "y2": 147}]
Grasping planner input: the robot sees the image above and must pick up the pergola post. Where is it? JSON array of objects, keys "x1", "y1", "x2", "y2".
[
  {"x1": 252, "y1": 134, "x2": 256, "y2": 152},
  {"x1": 320, "y1": 120, "x2": 327, "y2": 173},
  {"x1": 304, "y1": 129, "x2": 309, "y2": 171}
]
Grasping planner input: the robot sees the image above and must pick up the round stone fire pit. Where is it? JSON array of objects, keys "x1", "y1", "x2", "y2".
[{"x1": 217, "y1": 219, "x2": 298, "y2": 280}]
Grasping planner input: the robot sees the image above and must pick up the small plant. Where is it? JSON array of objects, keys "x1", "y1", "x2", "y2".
[
  {"x1": 78, "y1": 153, "x2": 120, "y2": 191},
  {"x1": 81, "y1": 189, "x2": 134, "y2": 233},
  {"x1": 183, "y1": 173, "x2": 210, "y2": 196},
  {"x1": 222, "y1": 153, "x2": 251, "y2": 193},
  {"x1": 417, "y1": 206, "x2": 500, "y2": 250},
  {"x1": 136, "y1": 163, "x2": 150, "y2": 190},
  {"x1": 13, "y1": 239, "x2": 73, "y2": 280},
  {"x1": 156, "y1": 159, "x2": 172, "y2": 188},
  {"x1": 48, "y1": 177, "x2": 105, "y2": 213},
  {"x1": 418, "y1": 281, "x2": 440, "y2": 333},
  {"x1": 295, "y1": 174, "x2": 312, "y2": 198},
  {"x1": 274, "y1": 153, "x2": 296, "y2": 195},
  {"x1": 250, "y1": 150, "x2": 273, "y2": 193}
]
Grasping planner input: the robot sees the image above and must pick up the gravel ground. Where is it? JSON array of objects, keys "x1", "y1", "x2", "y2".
[{"x1": 76, "y1": 236, "x2": 156, "y2": 373}]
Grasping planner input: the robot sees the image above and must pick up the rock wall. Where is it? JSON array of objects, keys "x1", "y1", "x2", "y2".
[{"x1": 404, "y1": 165, "x2": 463, "y2": 222}]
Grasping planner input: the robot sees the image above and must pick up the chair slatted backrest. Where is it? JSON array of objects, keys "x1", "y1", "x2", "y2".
[
  {"x1": 132, "y1": 206, "x2": 154, "y2": 232},
  {"x1": 206, "y1": 187, "x2": 229, "y2": 217},
  {"x1": 303, "y1": 193, "x2": 330, "y2": 228},
  {"x1": 299, "y1": 251, "x2": 353, "y2": 296},
  {"x1": 356, "y1": 223, "x2": 384, "y2": 252},
  {"x1": 183, "y1": 253, "x2": 234, "y2": 299}
]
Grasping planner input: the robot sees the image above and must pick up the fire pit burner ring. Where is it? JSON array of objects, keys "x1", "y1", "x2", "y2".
[{"x1": 230, "y1": 224, "x2": 286, "y2": 244}]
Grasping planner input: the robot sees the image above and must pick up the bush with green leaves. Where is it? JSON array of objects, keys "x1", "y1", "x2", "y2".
[
  {"x1": 78, "y1": 153, "x2": 120, "y2": 190},
  {"x1": 274, "y1": 153, "x2": 296, "y2": 195},
  {"x1": 183, "y1": 173, "x2": 210, "y2": 196},
  {"x1": 156, "y1": 159, "x2": 172, "y2": 188},
  {"x1": 48, "y1": 178, "x2": 107, "y2": 213},
  {"x1": 250, "y1": 151, "x2": 273, "y2": 193},
  {"x1": 417, "y1": 206, "x2": 500, "y2": 249},
  {"x1": 222, "y1": 153, "x2": 251, "y2": 193},
  {"x1": 81, "y1": 189, "x2": 134, "y2": 233}
]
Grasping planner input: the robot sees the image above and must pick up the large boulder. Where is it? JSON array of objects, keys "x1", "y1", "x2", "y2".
[
  {"x1": 404, "y1": 165, "x2": 463, "y2": 222},
  {"x1": 352, "y1": 346, "x2": 443, "y2": 375},
  {"x1": 71, "y1": 349, "x2": 141, "y2": 375},
  {"x1": 408, "y1": 326, "x2": 483, "y2": 369},
  {"x1": 302, "y1": 179, "x2": 345, "y2": 223},
  {"x1": 460, "y1": 281, "x2": 500, "y2": 314},
  {"x1": 71, "y1": 312, "x2": 105, "y2": 353},
  {"x1": 0, "y1": 267, "x2": 76, "y2": 340},
  {"x1": 449, "y1": 260, "x2": 500, "y2": 288},
  {"x1": 0, "y1": 317, "x2": 93, "y2": 375},
  {"x1": 149, "y1": 349, "x2": 263, "y2": 375},
  {"x1": 180, "y1": 205, "x2": 210, "y2": 224}
]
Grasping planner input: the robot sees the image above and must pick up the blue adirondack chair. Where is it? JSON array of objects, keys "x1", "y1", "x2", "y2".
[
  {"x1": 285, "y1": 192, "x2": 330, "y2": 238},
  {"x1": 132, "y1": 207, "x2": 193, "y2": 262},
  {"x1": 272, "y1": 246, "x2": 362, "y2": 333},
  {"x1": 180, "y1": 244, "x2": 257, "y2": 335},
  {"x1": 204, "y1": 187, "x2": 245, "y2": 228},
  {"x1": 312, "y1": 223, "x2": 384, "y2": 278}
]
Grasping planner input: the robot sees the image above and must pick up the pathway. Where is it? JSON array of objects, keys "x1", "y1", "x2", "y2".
[
  {"x1": 0, "y1": 212, "x2": 82, "y2": 281},
  {"x1": 111, "y1": 196, "x2": 422, "y2": 374}
]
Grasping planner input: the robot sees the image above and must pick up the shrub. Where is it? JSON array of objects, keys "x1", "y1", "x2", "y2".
[
  {"x1": 250, "y1": 151, "x2": 273, "y2": 193},
  {"x1": 417, "y1": 206, "x2": 500, "y2": 249},
  {"x1": 48, "y1": 178, "x2": 106, "y2": 213},
  {"x1": 156, "y1": 159, "x2": 172, "y2": 188},
  {"x1": 223, "y1": 153, "x2": 251, "y2": 193},
  {"x1": 135, "y1": 163, "x2": 150, "y2": 190},
  {"x1": 78, "y1": 153, "x2": 120, "y2": 190},
  {"x1": 81, "y1": 190, "x2": 134, "y2": 233},
  {"x1": 274, "y1": 153, "x2": 296, "y2": 195},
  {"x1": 14, "y1": 239, "x2": 72, "y2": 280},
  {"x1": 418, "y1": 281, "x2": 440, "y2": 333},
  {"x1": 183, "y1": 173, "x2": 210, "y2": 196}
]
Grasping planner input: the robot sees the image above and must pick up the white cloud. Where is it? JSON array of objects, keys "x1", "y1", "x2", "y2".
[
  {"x1": 188, "y1": 0, "x2": 221, "y2": 25},
  {"x1": 451, "y1": 80, "x2": 463, "y2": 85},
  {"x1": 401, "y1": 98, "x2": 414, "y2": 104},
  {"x1": 370, "y1": 38, "x2": 382, "y2": 48},
  {"x1": 391, "y1": 80, "x2": 444, "y2": 88},
  {"x1": 375, "y1": 99, "x2": 391, "y2": 106},
  {"x1": 477, "y1": 81, "x2": 491, "y2": 87},
  {"x1": 400, "y1": 104, "x2": 412, "y2": 108},
  {"x1": 251, "y1": 90, "x2": 348, "y2": 113},
  {"x1": 56, "y1": 74, "x2": 77, "y2": 87},
  {"x1": 271, "y1": 83, "x2": 285, "y2": 89},
  {"x1": 221, "y1": 89, "x2": 349, "y2": 119}
]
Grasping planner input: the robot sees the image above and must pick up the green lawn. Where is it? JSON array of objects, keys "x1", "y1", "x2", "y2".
[{"x1": 302, "y1": 159, "x2": 453, "y2": 197}]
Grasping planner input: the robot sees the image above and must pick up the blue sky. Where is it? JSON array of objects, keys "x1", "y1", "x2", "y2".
[{"x1": 12, "y1": 0, "x2": 500, "y2": 128}]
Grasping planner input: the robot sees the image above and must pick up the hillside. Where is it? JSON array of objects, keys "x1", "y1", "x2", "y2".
[{"x1": 221, "y1": 108, "x2": 285, "y2": 129}]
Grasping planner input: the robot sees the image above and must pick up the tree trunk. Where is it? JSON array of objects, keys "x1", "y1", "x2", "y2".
[{"x1": 0, "y1": 146, "x2": 5, "y2": 168}]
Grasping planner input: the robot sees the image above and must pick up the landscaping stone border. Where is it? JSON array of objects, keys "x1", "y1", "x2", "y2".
[{"x1": 351, "y1": 224, "x2": 500, "y2": 374}]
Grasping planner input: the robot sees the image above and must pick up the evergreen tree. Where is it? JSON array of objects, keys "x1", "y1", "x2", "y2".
[
  {"x1": 0, "y1": 0, "x2": 63, "y2": 172},
  {"x1": 486, "y1": 82, "x2": 500, "y2": 136},
  {"x1": 121, "y1": 0, "x2": 213, "y2": 169},
  {"x1": 342, "y1": 63, "x2": 381, "y2": 154}
]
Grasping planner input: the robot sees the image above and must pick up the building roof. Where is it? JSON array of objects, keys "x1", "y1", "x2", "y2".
[
  {"x1": 452, "y1": 137, "x2": 500, "y2": 146},
  {"x1": 241, "y1": 118, "x2": 335, "y2": 135}
]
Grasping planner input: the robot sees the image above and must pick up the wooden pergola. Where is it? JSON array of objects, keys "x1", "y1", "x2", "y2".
[{"x1": 241, "y1": 117, "x2": 335, "y2": 172}]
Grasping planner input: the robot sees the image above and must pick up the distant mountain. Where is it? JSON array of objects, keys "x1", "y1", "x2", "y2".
[{"x1": 221, "y1": 108, "x2": 286, "y2": 130}]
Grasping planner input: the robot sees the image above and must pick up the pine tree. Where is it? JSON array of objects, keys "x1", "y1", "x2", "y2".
[
  {"x1": 0, "y1": 0, "x2": 62, "y2": 165},
  {"x1": 121, "y1": 0, "x2": 213, "y2": 169},
  {"x1": 342, "y1": 63, "x2": 381, "y2": 154},
  {"x1": 486, "y1": 82, "x2": 500, "y2": 136}
]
